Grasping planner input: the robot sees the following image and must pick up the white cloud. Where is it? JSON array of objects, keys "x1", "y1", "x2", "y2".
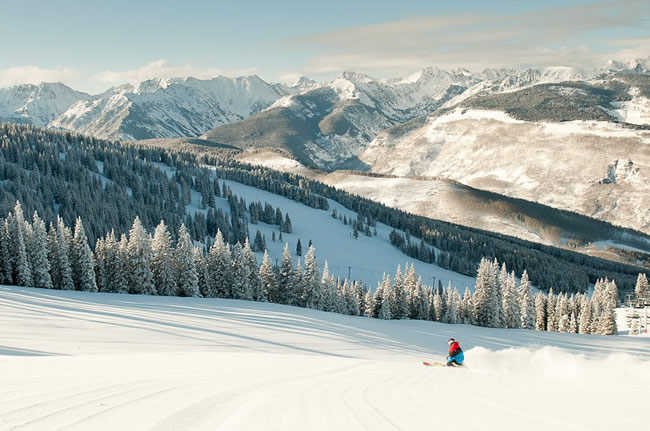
[
  {"x1": 286, "y1": 0, "x2": 650, "y2": 78},
  {"x1": 0, "y1": 66, "x2": 78, "y2": 87},
  {"x1": 96, "y1": 60, "x2": 259, "y2": 84}
]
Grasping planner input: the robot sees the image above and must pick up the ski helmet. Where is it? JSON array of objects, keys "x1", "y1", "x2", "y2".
[{"x1": 448, "y1": 338, "x2": 455, "y2": 345}]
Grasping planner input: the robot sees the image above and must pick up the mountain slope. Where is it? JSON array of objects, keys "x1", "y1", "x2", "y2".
[
  {"x1": 1, "y1": 286, "x2": 649, "y2": 430},
  {"x1": 202, "y1": 69, "x2": 474, "y2": 169},
  {"x1": 49, "y1": 76, "x2": 287, "y2": 140},
  {"x1": 0, "y1": 82, "x2": 90, "y2": 126},
  {"x1": 358, "y1": 104, "x2": 650, "y2": 234}
]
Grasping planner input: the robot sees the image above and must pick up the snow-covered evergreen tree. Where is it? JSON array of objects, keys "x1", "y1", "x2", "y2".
[
  {"x1": 496, "y1": 262, "x2": 508, "y2": 327},
  {"x1": 364, "y1": 288, "x2": 374, "y2": 318},
  {"x1": 461, "y1": 287, "x2": 473, "y2": 325},
  {"x1": 125, "y1": 217, "x2": 154, "y2": 295},
  {"x1": 175, "y1": 224, "x2": 199, "y2": 297},
  {"x1": 391, "y1": 265, "x2": 408, "y2": 319},
  {"x1": 557, "y1": 294, "x2": 570, "y2": 333},
  {"x1": 259, "y1": 250, "x2": 276, "y2": 303},
  {"x1": 115, "y1": 234, "x2": 130, "y2": 294},
  {"x1": 230, "y1": 242, "x2": 251, "y2": 300},
  {"x1": 442, "y1": 284, "x2": 458, "y2": 324},
  {"x1": 55, "y1": 217, "x2": 74, "y2": 291},
  {"x1": 569, "y1": 312, "x2": 578, "y2": 334},
  {"x1": 302, "y1": 245, "x2": 323, "y2": 310},
  {"x1": 427, "y1": 288, "x2": 436, "y2": 321},
  {"x1": 206, "y1": 230, "x2": 232, "y2": 298},
  {"x1": 546, "y1": 289, "x2": 558, "y2": 332},
  {"x1": 151, "y1": 221, "x2": 176, "y2": 296},
  {"x1": 503, "y1": 272, "x2": 521, "y2": 329},
  {"x1": 518, "y1": 270, "x2": 535, "y2": 329},
  {"x1": 320, "y1": 261, "x2": 337, "y2": 312},
  {"x1": 635, "y1": 273, "x2": 649, "y2": 305},
  {"x1": 294, "y1": 258, "x2": 304, "y2": 306},
  {"x1": 433, "y1": 288, "x2": 443, "y2": 322},
  {"x1": 72, "y1": 217, "x2": 97, "y2": 292},
  {"x1": 378, "y1": 275, "x2": 392, "y2": 320},
  {"x1": 0, "y1": 221, "x2": 12, "y2": 284},
  {"x1": 534, "y1": 292, "x2": 546, "y2": 331},
  {"x1": 7, "y1": 203, "x2": 32, "y2": 286},
  {"x1": 598, "y1": 279, "x2": 618, "y2": 335},
  {"x1": 277, "y1": 243, "x2": 295, "y2": 305},
  {"x1": 243, "y1": 239, "x2": 265, "y2": 301},
  {"x1": 194, "y1": 247, "x2": 209, "y2": 297},
  {"x1": 578, "y1": 295, "x2": 593, "y2": 334},
  {"x1": 473, "y1": 258, "x2": 500, "y2": 327},
  {"x1": 29, "y1": 212, "x2": 52, "y2": 289}
]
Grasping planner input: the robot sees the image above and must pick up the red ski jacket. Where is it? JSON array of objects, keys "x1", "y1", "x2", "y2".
[{"x1": 448, "y1": 341, "x2": 462, "y2": 357}]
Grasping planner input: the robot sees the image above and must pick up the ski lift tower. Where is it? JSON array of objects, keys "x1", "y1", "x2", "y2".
[
  {"x1": 628, "y1": 292, "x2": 650, "y2": 335},
  {"x1": 626, "y1": 294, "x2": 640, "y2": 334}
]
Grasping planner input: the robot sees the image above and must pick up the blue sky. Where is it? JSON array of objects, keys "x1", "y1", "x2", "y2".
[{"x1": 1, "y1": 0, "x2": 648, "y2": 93}]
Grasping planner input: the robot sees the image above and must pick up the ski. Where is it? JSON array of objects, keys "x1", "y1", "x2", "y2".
[{"x1": 422, "y1": 361, "x2": 447, "y2": 367}]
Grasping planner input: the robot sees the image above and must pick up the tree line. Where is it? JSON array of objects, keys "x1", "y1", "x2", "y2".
[
  {"x1": 2, "y1": 123, "x2": 648, "y2": 298},
  {"x1": 3, "y1": 201, "x2": 637, "y2": 335}
]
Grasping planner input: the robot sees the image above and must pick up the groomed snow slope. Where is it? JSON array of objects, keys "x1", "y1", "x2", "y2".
[{"x1": 1, "y1": 286, "x2": 649, "y2": 431}]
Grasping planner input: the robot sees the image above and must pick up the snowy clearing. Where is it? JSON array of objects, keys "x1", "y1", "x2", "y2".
[{"x1": 1, "y1": 286, "x2": 649, "y2": 431}]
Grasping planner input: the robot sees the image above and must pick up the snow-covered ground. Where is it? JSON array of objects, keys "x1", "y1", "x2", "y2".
[
  {"x1": 148, "y1": 159, "x2": 475, "y2": 291},
  {"x1": 1, "y1": 286, "x2": 649, "y2": 430}
]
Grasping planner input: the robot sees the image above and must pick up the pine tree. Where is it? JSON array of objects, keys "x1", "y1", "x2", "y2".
[
  {"x1": 345, "y1": 280, "x2": 360, "y2": 316},
  {"x1": 194, "y1": 247, "x2": 209, "y2": 297},
  {"x1": 392, "y1": 265, "x2": 408, "y2": 319},
  {"x1": 0, "y1": 221, "x2": 12, "y2": 284},
  {"x1": 294, "y1": 259, "x2": 304, "y2": 306},
  {"x1": 473, "y1": 258, "x2": 499, "y2": 327},
  {"x1": 55, "y1": 217, "x2": 74, "y2": 291},
  {"x1": 29, "y1": 212, "x2": 52, "y2": 289},
  {"x1": 598, "y1": 280, "x2": 618, "y2": 335},
  {"x1": 206, "y1": 230, "x2": 232, "y2": 298},
  {"x1": 378, "y1": 275, "x2": 392, "y2": 320},
  {"x1": 259, "y1": 250, "x2": 276, "y2": 302},
  {"x1": 442, "y1": 284, "x2": 458, "y2": 324},
  {"x1": 578, "y1": 295, "x2": 593, "y2": 334},
  {"x1": 598, "y1": 304, "x2": 618, "y2": 335},
  {"x1": 433, "y1": 288, "x2": 443, "y2": 321},
  {"x1": 635, "y1": 273, "x2": 649, "y2": 305},
  {"x1": 557, "y1": 294, "x2": 570, "y2": 333},
  {"x1": 321, "y1": 261, "x2": 337, "y2": 311},
  {"x1": 497, "y1": 262, "x2": 508, "y2": 327},
  {"x1": 243, "y1": 239, "x2": 265, "y2": 301},
  {"x1": 7, "y1": 203, "x2": 32, "y2": 287},
  {"x1": 296, "y1": 239, "x2": 302, "y2": 257},
  {"x1": 72, "y1": 217, "x2": 97, "y2": 292},
  {"x1": 277, "y1": 243, "x2": 295, "y2": 305},
  {"x1": 534, "y1": 292, "x2": 547, "y2": 331},
  {"x1": 461, "y1": 287, "x2": 473, "y2": 324},
  {"x1": 518, "y1": 270, "x2": 535, "y2": 329},
  {"x1": 363, "y1": 288, "x2": 374, "y2": 317},
  {"x1": 302, "y1": 245, "x2": 323, "y2": 310},
  {"x1": 151, "y1": 221, "x2": 176, "y2": 296},
  {"x1": 371, "y1": 276, "x2": 386, "y2": 318},
  {"x1": 175, "y1": 224, "x2": 199, "y2": 297},
  {"x1": 230, "y1": 242, "x2": 251, "y2": 300},
  {"x1": 503, "y1": 272, "x2": 521, "y2": 329},
  {"x1": 427, "y1": 288, "x2": 436, "y2": 321},
  {"x1": 125, "y1": 217, "x2": 155, "y2": 295},
  {"x1": 546, "y1": 289, "x2": 558, "y2": 332},
  {"x1": 115, "y1": 234, "x2": 130, "y2": 294}
]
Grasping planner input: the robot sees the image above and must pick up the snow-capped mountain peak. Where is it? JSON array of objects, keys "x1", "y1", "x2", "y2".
[{"x1": 0, "y1": 82, "x2": 90, "y2": 126}]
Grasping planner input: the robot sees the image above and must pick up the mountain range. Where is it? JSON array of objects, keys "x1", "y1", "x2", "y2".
[{"x1": 1, "y1": 58, "x2": 649, "y2": 243}]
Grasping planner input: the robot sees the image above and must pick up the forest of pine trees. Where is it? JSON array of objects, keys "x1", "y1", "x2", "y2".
[
  {"x1": 1, "y1": 123, "x2": 648, "y2": 301},
  {"x1": 0, "y1": 201, "x2": 627, "y2": 335}
]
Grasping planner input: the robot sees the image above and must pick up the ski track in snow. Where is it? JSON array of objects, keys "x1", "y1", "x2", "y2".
[{"x1": 1, "y1": 286, "x2": 649, "y2": 431}]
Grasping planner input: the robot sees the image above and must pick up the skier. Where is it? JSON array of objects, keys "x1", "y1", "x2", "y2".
[{"x1": 446, "y1": 338, "x2": 464, "y2": 366}]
